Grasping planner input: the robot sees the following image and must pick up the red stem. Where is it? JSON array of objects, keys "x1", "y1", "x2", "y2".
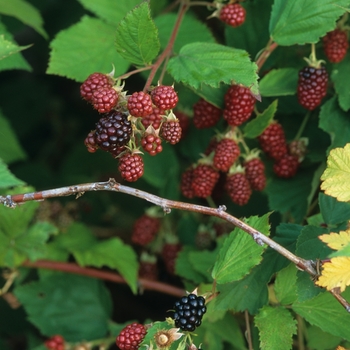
[
  {"x1": 22, "y1": 260, "x2": 185, "y2": 298},
  {"x1": 256, "y1": 40, "x2": 279, "y2": 71}
]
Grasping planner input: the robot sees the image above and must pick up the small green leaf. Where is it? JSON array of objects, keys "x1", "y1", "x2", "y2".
[
  {"x1": 212, "y1": 214, "x2": 270, "y2": 284},
  {"x1": 244, "y1": 100, "x2": 278, "y2": 139},
  {"x1": 74, "y1": 238, "x2": 138, "y2": 294},
  {"x1": 269, "y1": 0, "x2": 349, "y2": 46},
  {"x1": 255, "y1": 306, "x2": 297, "y2": 350},
  {"x1": 47, "y1": 16, "x2": 129, "y2": 82},
  {"x1": 15, "y1": 274, "x2": 112, "y2": 341},
  {"x1": 274, "y1": 264, "x2": 298, "y2": 305},
  {"x1": 115, "y1": 2, "x2": 160, "y2": 66},
  {"x1": 0, "y1": 112, "x2": 27, "y2": 163},
  {"x1": 167, "y1": 43, "x2": 259, "y2": 96},
  {"x1": 0, "y1": 159, "x2": 25, "y2": 189},
  {"x1": 292, "y1": 287, "x2": 350, "y2": 341},
  {"x1": 259, "y1": 69, "x2": 298, "y2": 96},
  {"x1": 0, "y1": 35, "x2": 31, "y2": 60},
  {"x1": 332, "y1": 54, "x2": 350, "y2": 111},
  {"x1": 319, "y1": 192, "x2": 350, "y2": 225},
  {"x1": 319, "y1": 96, "x2": 350, "y2": 152},
  {"x1": 77, "y1": 0, "x2": 143, "y2": 25},
  {"x1": 0, "y1": 0, "x2": 47, "y2": 39}
]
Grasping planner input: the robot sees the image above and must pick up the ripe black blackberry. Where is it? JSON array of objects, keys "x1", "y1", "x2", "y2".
[
  {"x1": 173, "y1": 294, "x2": 206, "y2": 332},
  {"x1": 95, "y1": 111, "x2": 132, "y2": 153}
]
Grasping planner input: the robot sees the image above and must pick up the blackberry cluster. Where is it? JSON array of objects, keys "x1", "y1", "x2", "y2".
[
  {"x1": 173, "y1": 294, "x2": 206, "y2": 332},
  {"x1": 95, "y1": 111, "x2": 132, "y2": 152}
]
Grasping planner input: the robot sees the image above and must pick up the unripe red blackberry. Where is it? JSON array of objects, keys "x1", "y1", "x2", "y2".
[
  {"x1": 44, "y1": 335, "x2": 65, "y2": 350},
  {"x1": 118, "y1": 152, "x2": 144, "y2": 182},
  {"x1": 191, "y1": 164, "x2": 220, "y2": 198},
  {"x1": 141, "y1": 133, "x2": 162, "y2": 156},
  {"x1": 131, "y1": 214, "x2": 160, "y2": 246},
  {"x1": 297, "y1": 66, "x2": 328, "y2": 110},
  {"x1": 175, "y1": 111, "x2": 190, "y2": 138},
  {"x1": 213, "y1": 138, "x2": 240, "y2": 172},
  {"x1": 127, "y1": 91, "x2": 153, "y2": 117},
  {"x1": 91, "y1": 87, "x2": 118, "y2": 113},
  {"x1": 95, "y1": 112, "x2": 132, "y2": 153},
  {"x1": 180, "y1": 167, "x2": 195, "y2": 199},
  {"x1": 219, "y1": 3, "x2": 246, "y2": 27},
  {"x1": 225, "y1": 172, "x2": 252, "y2": 206},
  {"x1": 84, "y1": 130, "x2": 98, "y2": 153},
  {"x1": 193, "y1": 98, "x2": 221, "y2": 129},
  {"x1": 141, "y1": 108, "x2": 164, "y2": 130},
  {"x1": 173, "y1": 294, "x2": 207, "y2": 332},
  {"x1": 244, "y1": 158, "x2": 266, "y2": 191},
  {"x1": 162, "y1": 242, "x2": 182, "y2": 274},
  {"x1": 116, "y1": 323, "x2": 147, "y2": 350},
  {"x1": 323, "y1": 28, "x2": 349, "y2": 63},
  {"x1": 258, "y1": 121, "x2": 288, "y2": 160},
  {"x1": 139, "y1": 260, "x2": 158, "y2": 281},
  {"x1": 151, "y1": 85, "x2": 178, "y2": 110},
  {"x1": 273, "y1": 154, "x2": 299, "y2": 178},
  {"x1": 160, "y1": 120, "x2": 182, "y2": 144},
  {"x1": 223, "y1": 85, "x2": 255, "y2": 126},
  {"x1": 80, "y1": 73, "x2": 113, "y2": 102}
]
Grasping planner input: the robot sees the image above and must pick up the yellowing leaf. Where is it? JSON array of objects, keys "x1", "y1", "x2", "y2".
[
  {"x1": 319, "y1": 230, "x2": 350, "y2": 250},
  {"x1": 336, "y1": 347, "x2": 346, "y2": 350},
  {"x1": 316, "y1": 257, "x2": 350, "y2": 292},
  {"x1": 321, "y1": 143, "x2": 350, "y2": 202}
]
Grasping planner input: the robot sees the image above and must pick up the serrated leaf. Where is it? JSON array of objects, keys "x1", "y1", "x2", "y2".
[
  {"x1": 321, "y1": 143, "x2": 350, "y2": 202},
  {"x1": 212, "y1": 214, "x2": 270, "y2": 284},
  {"x1": 319, "y1": 192, "x2": 350, "y2": 225},
  {"x1": 73, "y1": 238, "x2": 138, "y2": 294},
  {"x1": 155, "y1": 13, "x2": 215, "y2": 53},
  {"x1": 0, "y1": 0, "x2": 47, "y2": 39},
  {"x1": 292, "y1": 287, "x2": 350, "y2": 340},
  {"x1": 332, "y1": 54, "x2": 350, "y2": 111},
  {"x1": 244, "y1": 100, "x2": 278, "y2": 138},
  {"x1": 115, "y1": 2, "x2": 160, "y2": 66},
  {"x1": 259, "y1": 69, "x2": 298, "y2": 96},
  {"x1": 47, "y1": 16, "x2": 129, "y2": 82},
  {"x1": 167, "y1": 43, "x2": 259, "y2": 96},
  {"x1": 77, "y1": 0, "x2": 143, "y2": 25},
  {"x1": 255, "y1": 306, "x2": 297, "y2": 350},
  {"x1": 0, "y1": 159, "x2": 25, "y2": 188},
  {"x1": 274, "y1": 264, "x2": 298, "y2": 305},
  {"x1": 319, "y1": 230, "x2": 350, "y2": 251},
  {"x1": 316, "y1": 257, "x2": 350, "y2": 292},
  {"x1": 269, "y1": 0, "x2": 349, "y2": 46},
  {"x1": 0, "y1": 35, "x2": 31, "y2": 60},
  {"x1": 319, "y1": 97, "x2": 350, "y2": 152},
  {"x1": 0, "y1": 112, "x2": 27, "y2": 163},
  {"x1": 15, "y1": 274, "x2": 111, "y2": 341}
]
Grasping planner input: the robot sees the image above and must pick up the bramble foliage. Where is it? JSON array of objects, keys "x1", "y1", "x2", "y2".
[{"x1": 1, "y1": 0, "x2": 350, "y2": 349}]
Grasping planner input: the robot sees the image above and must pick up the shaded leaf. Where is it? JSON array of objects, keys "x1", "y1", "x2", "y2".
[
  {"x1": 0, "y1": 159, "x2": 25, "y2": 189},
  {"x1": 115, "y1": 2, "x2": 160, "y2": 66},
  {"x1": 274, "y1": 264, "x2": 298, "y2": 305},
  {"x1": 0, "y1": 35, "x2": 31, "y2": 60},
  {"x1": 319, "y1": 192, "x2": 350, "y2": 225},
  {"x1": 167, "y1": 43, "x2": 259, "y2": 96},
  {"x1": 259, "y1": 69, "x2": 298, "y2": 96},
  {"x1": 307, "y1": 325, "x2": 343, "y2": 350},
  {"x1": 47, "y1": 16, "x2": 129, "y2": 82},
  {"x1": 321, "y1": 143, "x2": 350, "y2": 202}
]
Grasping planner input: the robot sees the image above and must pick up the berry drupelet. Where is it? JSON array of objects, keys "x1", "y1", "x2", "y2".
[{"x1": 116, "y1": 323, "x2": 147, "y2": 350}]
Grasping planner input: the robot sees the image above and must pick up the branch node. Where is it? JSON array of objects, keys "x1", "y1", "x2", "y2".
[
  {"x1": 217, "y1": 205, "x2": 227, "y2": 213},
  {"x1": 162, "y1": 207, "x2": 171, "y2": 214},
  {"x1": 3, "y1": 195, "x2": 16, "y2": 209},
  {"x1": 252, "y1": 233, "x2": 264, "y2": 246}
]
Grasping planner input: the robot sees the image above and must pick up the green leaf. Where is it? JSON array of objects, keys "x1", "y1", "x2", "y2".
[
  {"x1": 0, "y1": 0, "x2": 47, "y2": 39},
  {"x1": 115, "y1": 2, "x2": 160, "y2": 66},
  {"x1": 0, "y1": 159, "x2": 25, "y2": 189},
  {"x1": 259, "y1": 69, "x2": 298, "y2": 97},
  {"x1": 74, "y1": 238, "x2": 138, "y2": 294},
  {"x1": 15, "y1": 274, "x2": 112, "y2": 341},
  {"x1": 319, "y1": 96, "x2": 350, "y2": 152},
  {"x1": 212, "y1": 214, "x2": 270, "y2": 284},
  {"x1": 255, "y1": 306, "x2": 297, "y2": 350},
  {"x1": 292, "y1": 287, "x2": 350, "y2": 341},
  {"x1": 0, "y1": 112, "x2": 27, "y2": 163},
  {"x1": 190, "y1": 84, "x2": 226, "y2": 109},
  {"x1": 332, "y1": 54, "x2": 350, "y2": 111},
  {"x1": 296, "y1": 270, "x2": 323, "y2": 302},
  {"x1": 47, "y1": 16, "x2": 129, "y2": 82},
  {"x1": 269, "y1": 0, "x2": 349, "y2": 46},
  {"x1": 244, "y1": 100, "x2": 278, "y2": 139},
  {"x1": 274, "y1": 264, "x2": 298, "y2": 305},
  {"x1": 319, "y1": 192, "x2": 350, "y2": 225},
  {"x1": 77, "y1": 0, "x2": 143, "y2": 25},
  {"x1": 155, "y1": 13, "x2": 215, "y2": 53},
  {"x1": 188, "y1": 250, "x2": 217, "y2": 281},
  {"x1": 0, "y1": 35, "x2": 31, "y2": 60},
  {"x1": 167, "y1": 43, "x2": 259, "y2": 96},
  {"x1": 306, "y1": 325, "x2": 343, "y2": 350}
]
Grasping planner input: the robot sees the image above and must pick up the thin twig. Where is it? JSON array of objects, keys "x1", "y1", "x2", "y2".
[
  {"x1": 255, "y1": 39, "x2": 278, "y2": 71},
  {"x1": 244, "y1": 310, "x2": 253, "y2": 350}
]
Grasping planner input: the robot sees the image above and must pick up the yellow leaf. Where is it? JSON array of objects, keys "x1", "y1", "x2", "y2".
[
  {"x1": 316, "y1": 257, "x2": 350, "y2": 292},
  {"x1": 320, "y1": 143, "x2": 350, "y2": 202},
  {"x1": 319, "y1": 230, "x2": 350, "y2": 250}
]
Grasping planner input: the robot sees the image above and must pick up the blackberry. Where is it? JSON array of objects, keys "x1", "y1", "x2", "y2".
[
  {"x1": 95, "y1": 111, "x2": 132, "y2": 153},
  {"x1": 173, "y1": 294, "x2": 207, "y2": 332}
]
